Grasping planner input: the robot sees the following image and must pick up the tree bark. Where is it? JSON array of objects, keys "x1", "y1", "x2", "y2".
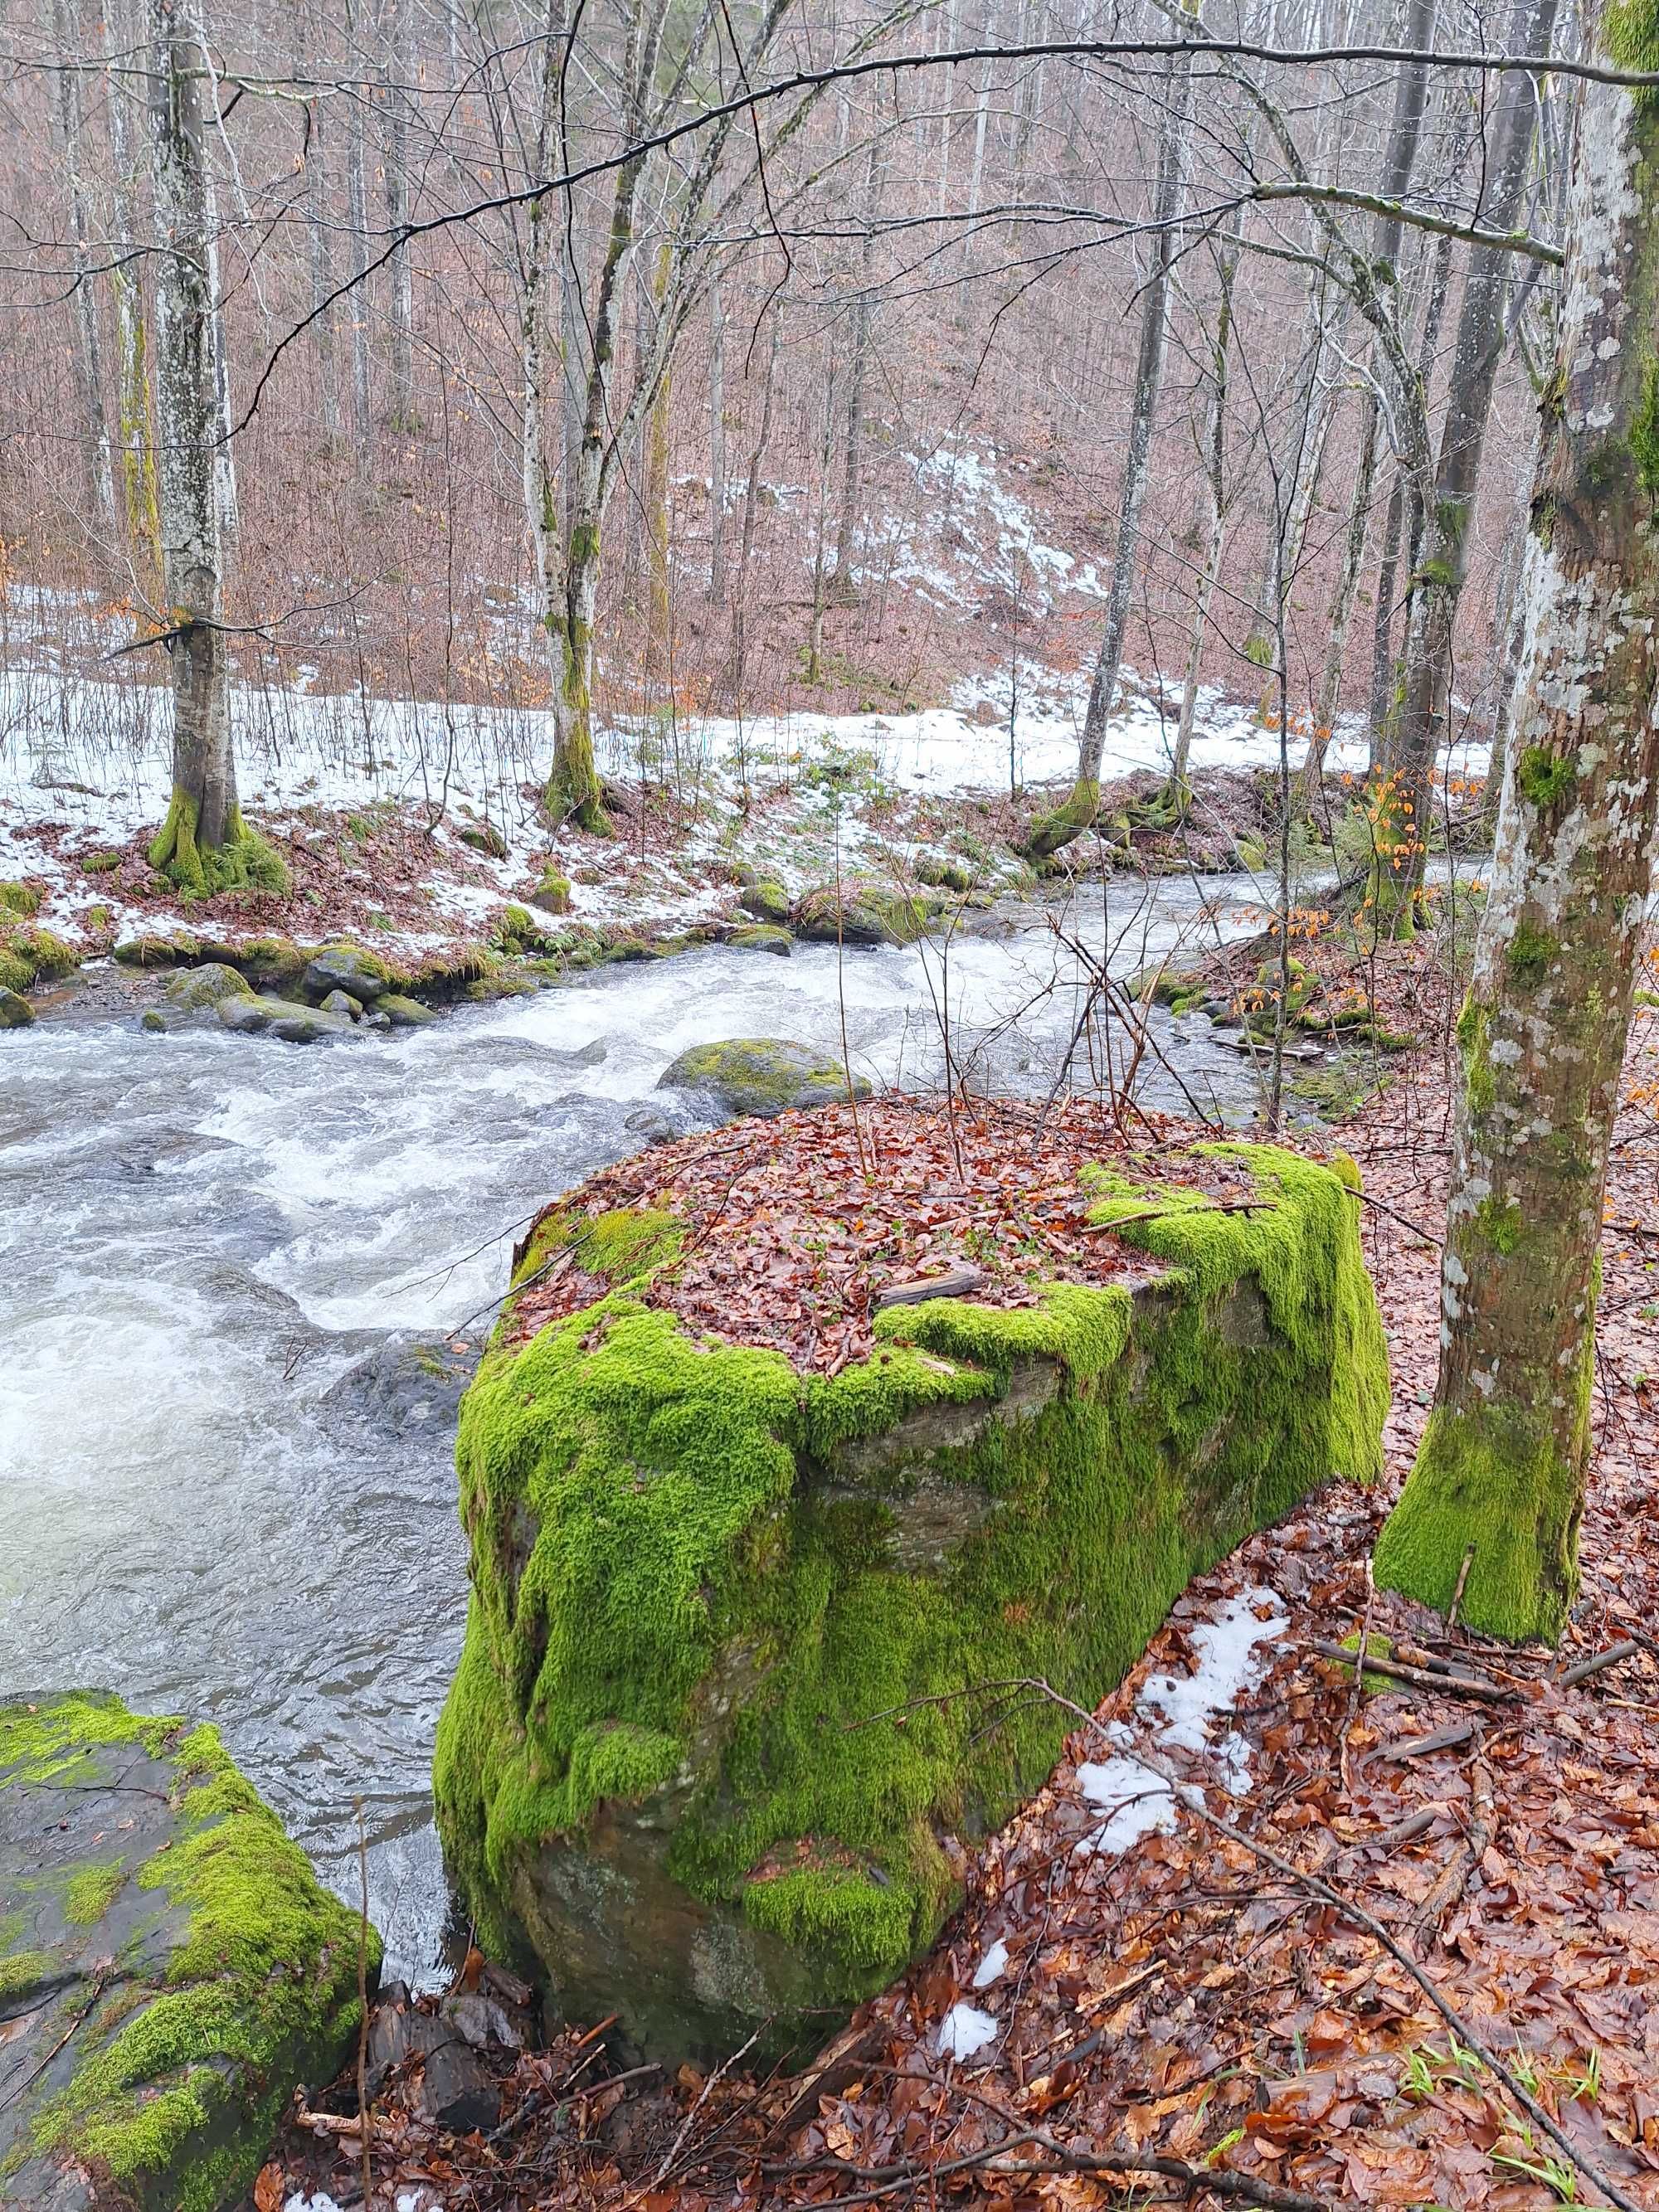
[
  {"x1": 105, "y1": 2, "x2": 163, "y2": 594},
  {"x1": 52, "y1": 0, "x2": 118, "y2": 546},
  {"x1": 383, "y1": 0, "x2": 416, "y2": 430},
  {"x1": 708, "y1": 275, "x2": 727, "y2": 602},
  {"x1": 1372, "y1": 0, "x2": 1560, "y2": 931},
  {"x1": 144, "y1": 0, "x2": 280, "y2": 893},
  {"x1": 1373, "y1": 49, "x2": 1659, "y2": 1643},
  {"x1": 345, "y1": 0, "x2": 375, "y2": 452}
]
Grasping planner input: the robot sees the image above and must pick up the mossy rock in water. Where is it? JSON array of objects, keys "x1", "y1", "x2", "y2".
[
  {"x1": 432, "y1": 1140, "x2": 1387, "y2": 2068},
  {"x1": 217, "y1": 995, "x2": 353, "y2": 1044},
  {"x1": 378, "y1": 992, "x2": 437, "y2": 1028},
  {"x1": 659, "y1": 1038, "x2": 871, "y2": 1121},
  {"x1": 0, "y1": 1690, "x2": 372, "y2": 2212},
  {"x1": 727, "y1": 925, "x2": 792, "y2": 958},
  {"x1": 791, "y1": 882, "x2": 934, "y2": 946},
  {"x1": 302, "y1": 944, "x2": 392, "y2": 1003},
  {"x1": 163, "y1": 963, "x2": 255, "y2": 1012},
  {"x1": 0, "y1": 985, "x2": 35, "y2": 1028}
]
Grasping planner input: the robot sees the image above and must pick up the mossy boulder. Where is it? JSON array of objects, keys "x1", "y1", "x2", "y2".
[
  {"x1": 432, "y1": 1142, "x2": 1388, "y2": 2068},
  {"x1": 727, "y1": 925, "x2": 793, "y2": 957},
  {"x1": 737, "y1": 879, "x2": 791, "y2": 924},
  {"x1": 791, "y1": 883, "x2": 934, "y2": 947},
  {"x1": 0, "y1": 1691, "x2": 372, "y2": 2212},
  {"x1": 530, "y1": 872, "x2": 573, "y2": 916},
  {"x1": 302, "y1": 945, "x2": 392, "y2": 1003},
  {"x1": 659, "y1": 1038, "x2": 872, "y2": 1121},
  {"x1": 114, "y1": 934, "x2": 200, "y2": 970},
  {"x1": 915, "y1": 855, "x2": 972, "y2": 893},
  {"x1": 378, "y1": 992, "x2": 437, "y2": 1028},
  {"x1": 218, "y1": 995, "x2": 353, "y2": 1044},
  {"x1": 163, "y1": 963, "x2": 255, "y2": 1013},
  {"x1": 0, "y1": 925, "x2": 78, "y2": 997},
  {"x1": 0, "y1": 880, "x2": 43, "y2": 916},
  {"x1": 0, "y1": 985, "x2": 35, "y2": 1028}
]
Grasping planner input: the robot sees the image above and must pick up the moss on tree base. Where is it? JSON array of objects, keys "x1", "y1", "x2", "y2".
[
  {"x1": 147, "y1": 791, "x2": 289, "y2": 898},
  {"x1": 1373, "y1": 1399, "x2": 1583, "y2": 1643},
  {"x1": 432, "y1": 1139, "x2": 1387, "y2": 2065}
]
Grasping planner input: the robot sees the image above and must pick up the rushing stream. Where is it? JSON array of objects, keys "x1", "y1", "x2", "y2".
[{"x1": 0, "y1": 882, "x2": 1282, "y2": 1977}]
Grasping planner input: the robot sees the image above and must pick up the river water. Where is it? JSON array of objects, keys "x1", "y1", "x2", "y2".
[{"x1": 0, "y1": 886, "x2": 1277, "y2": 1976}]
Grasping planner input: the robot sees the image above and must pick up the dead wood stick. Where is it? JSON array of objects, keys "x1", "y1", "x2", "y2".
[
  {"x1": 781, "y1": 2132, "x2": 1340, "y2": 2212},
  {"x1": 1374, "y1": 1719, "x2": 1480, "y2": 1762},
  {"x1": 871, "y1": 1263, "x2": 987, "y2": 1310},
  {"x1": 1308, "y1": 1638, "x2": 1512, "y2": 1705},
  {"x1": 1558, "y1": 1637, "x2": 1642, "y2": 1689}
]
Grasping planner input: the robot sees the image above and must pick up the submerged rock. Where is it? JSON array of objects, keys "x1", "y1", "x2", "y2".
[
  {"x1": 218, "y1": 994, "x2": 353, "y2": 1043},
  {"x1": 0, "y1": 1690, "x2": 372, "y2": 2212},
  {"x1": 377, "y1": 992, "x2": 437, "y2": 1028},
  {"x1": 432, "y1": 1143, "x2": 1388, "y2": 2069},
  {"x1": 658, "y1": 1037, "x2": 872, "y2": 1120},
  {"x1": 727, "y1": 924, "x2": 792, "y2": 957},
  {"x1": 0, "y1": 985, "x2": 34, "y2": 1028},
  {"x1": 163, "y1": 961, "x2": 255, "y2": 1011}
]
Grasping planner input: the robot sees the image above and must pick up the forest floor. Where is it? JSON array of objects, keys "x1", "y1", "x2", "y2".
[{"x1": 271, "y1": 940, "x2": 1659, "y2": 2212}]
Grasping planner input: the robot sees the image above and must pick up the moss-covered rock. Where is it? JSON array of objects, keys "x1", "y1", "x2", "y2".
[
  {"x1": 460, "y1": 821, "x2": 509, "y2": 859},
  {"x1": 113, "y1": 933, "x2": 201, "y2": 970},
  {"x1": 0, "y1": 925, "x2": 78, "y2": 998},
  {"x1": 727, "y1": 925, "x2": 793, "y2": 957},
  {"x1": 0, "y1": 985, "x2": 35, "y2": 1028},
  {"x1": 218, "y1": 995, "x2": 353, "y2": 1044},
  {"x1": 162, "y1": 963, "x2": 255, "y2": 1012},
  {"x1": 302, "y1": 945, "x2": 392, "y2": 1003},
  {"x1": 737, "y1": 879, "x2": 791, "y2": 923},
  {"x1": 378, "y1": 992, "x2": 437, "y2": 1028},
  {"x1": 915, "y1": 855, "x2": 972, "y2": 893},
  {"x1": 791, "y1": 883, "x2": 935, "y2": 946},
  {"x1": 0, "y1": 881, "x2": 43, "y2": 916},
  {"x1": 0, "y1": 1691, "x2": 372, "y2": 2211},
  {"x1": 530, "y1": 871, "x2": 573, "y2": 916},
  {"x1": 432, "y1": 1142, "x2": 1387, "y2": 2067},
  {"x1": 659, "y1": 1038, "x2": 872, "y2": 1121}
]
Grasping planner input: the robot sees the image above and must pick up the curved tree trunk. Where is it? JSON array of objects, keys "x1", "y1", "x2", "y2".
[{"x1": 1374, "y1": 51, "x2": 1659, "y2": 1643}]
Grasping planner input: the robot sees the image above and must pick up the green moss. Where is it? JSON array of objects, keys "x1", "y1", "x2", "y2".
[
  {"x1": 435, "y1": 1144, "x2": 1387, "y2": 2030},
  {"x1": 1374, "y1": 1388, "x2": 1588, "y2": 1642},
  {"x1": 1023, "y1": 777, "x2": 1101, "y2": 857},
  {"x1": 1335, "y1": 1629, "x2": 1395, "y2": 1695},
  {"x1": 0, "y1": 923, "x2": 78, "y2": 995},
  {"x1": 148, "y1": 792, "x2": 290, "y2": 897},
  {"x1": 1516, "y1": 746, "x2": 1576, "y2": 809},
  {"x1": 1505, "y1": 918, "x2": 1557, "y2": 985},
  {"x1": 4, "y1": 1695, "x2": 369, "y2": 2209},
  {"x1": 1457, "y1": 997, "x2": 1496, "y2": 1121},
  {"x1": 1603, "y1": 0, "x2": 1659, "y2": 105},
  {"x1": 1472, "y1": 1194, "x2": 1525, "y2": 1255},
  {"x1": 63, "y1": 1860, "x2": 127, "y2": 1925},
  {"x1": 0, "y1": 1949, "x2": 55, "y2": 1998},
  {"x1": 0, "y1": 880, "x2": 43, "y2": 915},
  {"x1": 80, "y1": 852, "x2": 124, "y2": 875}
]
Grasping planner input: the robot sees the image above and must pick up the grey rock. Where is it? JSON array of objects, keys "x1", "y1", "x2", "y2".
[
  {"x1": 377, "y1": 993, "x2": 437, "y2": 1028},
  {"x1": 658, "y1": 1037, "x2": 873, "y2": 1121},
  {"x1": 623, "y1": 1105, "x2": 681, "y2": 1148},
  {"x1": 217, "y1": 994, "x2": 353, "y2": 1043},
  {"x1": 0, "y1": 986, "x2": 37, "y2": 1028},
  {"x1": 727, "y1": 925, "x2": 792, "y2": 957},
  {"x1": 420, "y1": 2036, "x2": 500, "y2": 2132},
  {"x1": 319, "y1": 989, "x2": 363, "y2": 1018},
  {"x1": 302, "y1": 946, "x2": 392, "y2": 1001},
  {"x1": 162, "y1": 961, "x2": 254, "y2": 1011}
]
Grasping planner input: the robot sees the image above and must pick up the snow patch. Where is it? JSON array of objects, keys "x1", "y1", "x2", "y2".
[
  {"x1": 1076, "y1": 1755, "x2": 1179, "y2": 1854},
  {"x1": 937, "y1": 2001, "x2": 1000, "y2": 2059},
  {"x1": 1136, "y1": 1588, "x2": 1287, "y2": 1793},
  {"x1": 971, "y1": 1937, "x2": 1010, "y2": 1989}
]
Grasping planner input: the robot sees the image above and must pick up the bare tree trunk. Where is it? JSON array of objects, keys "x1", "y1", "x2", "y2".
[
  {"x1": 1376, "y1": 0, "x2": 1561, "y2": 931},
  {"x1": 105, "y1": 5, "x2": 162, "y2": 594},
  {"x1": 345, "y1": 0, "x2": 375, "y2": 450},
  {"x1": 806, "y1": 372, "x2": 837, "y2": 683},
  {"x1": 1305, "y1": 393, "x2": 1379, "y2": 801},
  {"x1": 708, "y1": 275, "x2": 727, "y2": 602},
  {"x1": 52, "y1": 0, "x2": 117, "y2": 546},
  {"x1": 301, "y1": 31, "x2": 344, "y2": 442},
  {"x1": 730, "y1": 323, "x2": 780, "y2": 715},
  {"x1": 1029, "y1": 53, "x2": 1193, "y2": 856},
  {"x1": 1169, "y1": 216, "x2": 1241, "y2": 799},
  {"x1": 642, "y1": 237, "x2": 673, "y2": 680},
  {"x1": 830, "y1": 129, "x2": 882, "y2": 592},
  {"x1": 1374, "y1": 53, "x2": 1659, "y2": 1641},
  {"x1": 383, "y1": 0, "x2": 416, "y2": 430},
  {"x1": 521, "y1": 0, "x2": 565, "y2": 722},
  {"x1": 145, "y1": 0, "x2": 280, "y2": 894}
]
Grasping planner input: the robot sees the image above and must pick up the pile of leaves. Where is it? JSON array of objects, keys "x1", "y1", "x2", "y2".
[{"x1": 500, "y1": 1096, "x2": 1266, "y2": 1373}]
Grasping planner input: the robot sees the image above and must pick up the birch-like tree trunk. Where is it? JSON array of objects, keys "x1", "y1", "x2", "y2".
[
  {"x1": 302, "y1": 4, "x2": 343, "y2": 441},
  {"x1": 1027, "y1": 51, "x2": 1193, "y2": 856},
  {"x1": 105, "y1": 5, "x2": 163, "y2": 594},
  {"x1": 345, "y1": 0, "x2": 375, "y2": 450},
  {"x1": 830, "y1": 129, "x2": 883, "y2": 591},
  {"x1": 383, "y1": 0, "x2": 416, "y2": 430},
  {"x1": 1168, "y1": 215, "x2": 1241, "y2": 799},
  {"x1": 1372, "y1": 0, "x2": 1560, "y2": 930},
  {"x1": 1373, "y1": 50, "x2": 1659, "y2": 1643},
  {"x1": 52, "y1": 0, "x2": 117, "y2": 544},
  {"x1": 708, "y1": 275, "x2": 727, "y2": 602},
  {"x1": 145, "y1": 0, "x2": 280, "y2": 893}
]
